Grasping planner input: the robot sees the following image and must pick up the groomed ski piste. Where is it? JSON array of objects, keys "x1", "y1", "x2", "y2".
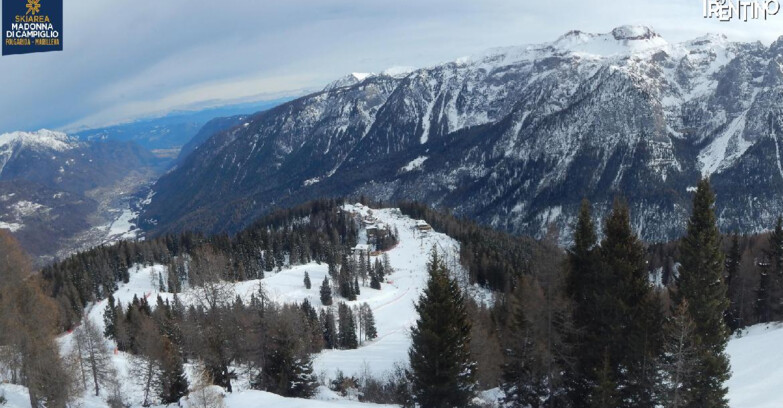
[{"x1": 2, "y1": 204, "x2": 782, "y2": 407}]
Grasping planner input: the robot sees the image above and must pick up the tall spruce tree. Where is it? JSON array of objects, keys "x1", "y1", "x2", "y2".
[
  {"x1": 159, "y1": 338, "x2": 189, "y2": 404},
  {"x1": 755, "y1": 267, "x2": 771, "y2": 323},
  {"x1": 320, "y1": 276, "x2": 333, "y2": 306},
  {"x1": 674, "y1": 178, "x2": 730, "y2": 408},
  {"x1": 599, "y1": 198, "x2": 663, "y2": 408},
  {"x1": 408, "y1": 249, "x2": 477, "y2": 408},
  {"x1": 565, "y1": 199, "x2": 604, "y2": 405},
  {"x1": 766, "y1": 216, "x2": 783, "y2": 318},
  {"x1": 337, "y1": 302, "x2": 358, "y2": 349},
  {"x1": 724, "y1": 234, "x2": 741, "y2": 332},
  {"x1": 320, "y1": 309, "x2": 337, "y2": 349},
  {"x1": 501, "y1": 278, "x2": 546, "y2": 407},
  {"x1": 103, "y1": 294, "x2": 118, "y2": 340}
]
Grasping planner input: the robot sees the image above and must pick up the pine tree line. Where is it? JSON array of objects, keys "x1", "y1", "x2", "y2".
[
  {"x1": 40, "y1": 199, "x2": 361, "y2": 330},
  {"x1": 495, "y1": 180, "x2": 731, "y2": 408}
]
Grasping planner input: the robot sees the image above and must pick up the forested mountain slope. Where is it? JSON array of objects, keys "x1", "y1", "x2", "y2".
[{"x1": 143, "y1": 26, "x2": 783, "y2": 243}]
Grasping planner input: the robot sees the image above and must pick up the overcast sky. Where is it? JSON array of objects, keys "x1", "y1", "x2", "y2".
[{"x1": 0, "y1": 0, "x2": 780, "y2": 133}]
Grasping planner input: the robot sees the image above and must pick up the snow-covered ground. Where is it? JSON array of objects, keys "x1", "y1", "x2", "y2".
[
  {"x1": 105, "y1": 208, "x2": 139, "y2": 241},
  {"x1": 726, "y1": 323, "x2": 783, "y2": 408},
  {"x1": 3, "y1": 205, "x2": 782, "y2": 407},
  {"x1": 314, "y1": 206, "x2": 460, "y2": 380},
  {"x1": 0, "y1": 205, "x2": 461, "y2": 407}
]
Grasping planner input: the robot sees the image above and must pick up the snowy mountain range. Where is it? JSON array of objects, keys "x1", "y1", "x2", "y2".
[{"x1": 137, "y1": 25, "x2": 783, "y2": 241}]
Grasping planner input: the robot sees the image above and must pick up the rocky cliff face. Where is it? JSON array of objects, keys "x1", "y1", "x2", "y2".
[{"x1": 140, "y1": 26, "x2": 783, "y2": 242}]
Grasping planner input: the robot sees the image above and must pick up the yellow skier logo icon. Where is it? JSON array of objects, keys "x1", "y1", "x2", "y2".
[{"x1": 25, "y1": 0, "x2": 41, "y2": 15}]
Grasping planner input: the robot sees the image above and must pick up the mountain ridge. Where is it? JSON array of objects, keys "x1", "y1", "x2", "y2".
[{"x1": 140, "y1": 25, "x2": 783, "y2": 242}]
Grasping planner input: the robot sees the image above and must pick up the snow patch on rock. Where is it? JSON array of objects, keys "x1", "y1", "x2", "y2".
[{"x1": 400, "y1": 156, "x2": 428, "y2": 173}]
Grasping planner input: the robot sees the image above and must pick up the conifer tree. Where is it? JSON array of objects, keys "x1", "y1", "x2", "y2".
[
  {"x1": 501, "y1": 279, "x2": 546, "y2": 407},
  {"x1": 724, "y1": 234, "x2": 741, "y2": 332},
  {"x1": 382, "y1": 253, "x2": 392, "y2": 276},
  {"x1": 159, "y1": 338, "x2": 189, "y2": 404},
  {"x1": 358, "y1": 303, "x2": 377, "y2": 341},
  {"x1": 320, "y1": 276, "x2": 333, "y2": 306},
  {"x1": 304, "y1": 271, "x2": 311, "y2": 289},
  {"x1": 320, "y1": 309, "x2": 337, "y2": 349},
  {"x1": 766, "y1": 216, "x2": 783, "y2": 318},
  {"x1": 600, "y1": 198, "x2": 662, "y2": 408},
  {"x1": 375, "y1": 259, "x2": 385, "y2": 281},
  {"x1": 565, "y1": 199, "x2": 603, "y2": 404},
  {"x1": 408, "y1": 249, "x2": 476, "y2": 408},
  {"x1": 337, "y1": 302, "x2": 358, "y2": 349},
  {"x1": 364, "y1": 310, "x2": 377, "y2": 341},
  {"x1": 674, "y1": 178, "x2": 730, "y2": 408},
  {"x1": 370, "y1": 272, "x2": 381, "y2": 290},
  {"x1": 103, "y1": 294, "x2": 118, "y2": 340},
  {"x1": 259, "y1": 313, "x2": 318, "y2": 398},
  {"x1": 768, "y1": 217, "x2": 783, "y2": 278},
  {"x1": 755, "y1": 267, "x2": 771, "y2": 323},
  {"x1": 660, "y1": 301, "x2": 698, "y2": 408},
  {"x1": 590, "y1": 354, "x2": 619, "y2": 408}
]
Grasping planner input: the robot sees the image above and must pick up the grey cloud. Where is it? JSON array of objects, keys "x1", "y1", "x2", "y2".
[{"x1": 0, "y1": 0, "x2": 779, "y2": 132}]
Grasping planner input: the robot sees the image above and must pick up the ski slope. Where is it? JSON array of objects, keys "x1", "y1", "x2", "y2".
[
  {"x1": 0, "y1": 205, "x2": 462, "y2": 407},
  {"x1": 726, "y1": 323, "x2": 783, "y2": 408},
  {"x1": 3, "y1": 205, "x2": 782, "y2": 407},
  {"x1": 313, "y1": 205, "x2": 462, "y2": 379}
]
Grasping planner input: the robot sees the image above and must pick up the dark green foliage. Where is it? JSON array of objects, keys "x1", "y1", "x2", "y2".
[
  {"x1": 320, "y1": 276, "x2": 333, "y2": 306},
  {"x1": 599, "y1": 198, "x2": 663, "y2": 408},
  {"x1": 364, "y1": 310, "x2": 377, "y2": 340},
  {"x1": 566, "y1": 198, "x2": 663, "y2": 408},
  {"x1": 304, "y1": 271, "x2": 311, "y2": 289},
  {"x1": 724, "y1": 234, "x2": 741, "y2": 332},
  {"x1": 565, "y1": 199, "x2": 603, "y2": 404},
  {"x1": 103, "y1": 294, "x2": 117, "y2": 340},
  {"x1": 320, "y1": 309, "x2": 337, "y2": 349},
  {"x1": 764, "y1": 216, "x2": 783, "y2": 320},
  {"x1": 259, "y1": 313, "x2": 318, "y2": 398},
  {"x1": 358, "y1": 303, "x2": 377, "y2": 342},
  {"x1": 589, "y1": 354, "x2": 619, "y2": 408},
  {"x1": 158, "y1": 338, "x2": 189, "y2": 404},
  {"x1": 370, "y1": 273, "x2": 381, "y2": 290},
  {"x1": 501, "y1": 280, "x2": 546, "y2": 407},
  {"x1": 337, "y1": 302, "x2": 358, "y2": 349},
  {"x1": 399, "y1": 201, "x2": 556, "y2": 291},
  {"x1": 408, "y1": 249, "x2": 476, "y2": 408},
  {"x1": 755, "y1": 268, "x2": 771, "y2": 323},
  {"x1": 40, "y1": 199, "x2": 358, "y2": 330},
  {"x1": 674, "y1": 178, "x2": 730, "y2": 408}
]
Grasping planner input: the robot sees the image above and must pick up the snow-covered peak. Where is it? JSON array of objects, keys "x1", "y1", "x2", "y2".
[
  {"x1": 456, "y1": 25, "x2": 672, "y2": 69},
  {"x1": 323, "y1": 72, "x2": 375, "y2": 91},
  {"x1": 0, "y1": 129, "x2": 76, "y2": 152},
  {"x1": 686, "y1": 32, "x2": 729, "y2": 45},
  {"x1": 551, "y1": 25, "x2": 668, "y2": 57},
  {"x1": 610, "y1": 25, "x2": 659, "y2": 41},
  {"x1": 381, "y1": 66, "x2": 415, "y2": 77}
]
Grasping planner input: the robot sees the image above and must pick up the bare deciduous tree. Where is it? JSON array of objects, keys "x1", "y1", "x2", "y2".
[
  {"x1": 0, "y1": 230, "x2": 72, "y2": 407},
  {"x1": 73, "y1": 316, "x2": 116, "y2": 397}
]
